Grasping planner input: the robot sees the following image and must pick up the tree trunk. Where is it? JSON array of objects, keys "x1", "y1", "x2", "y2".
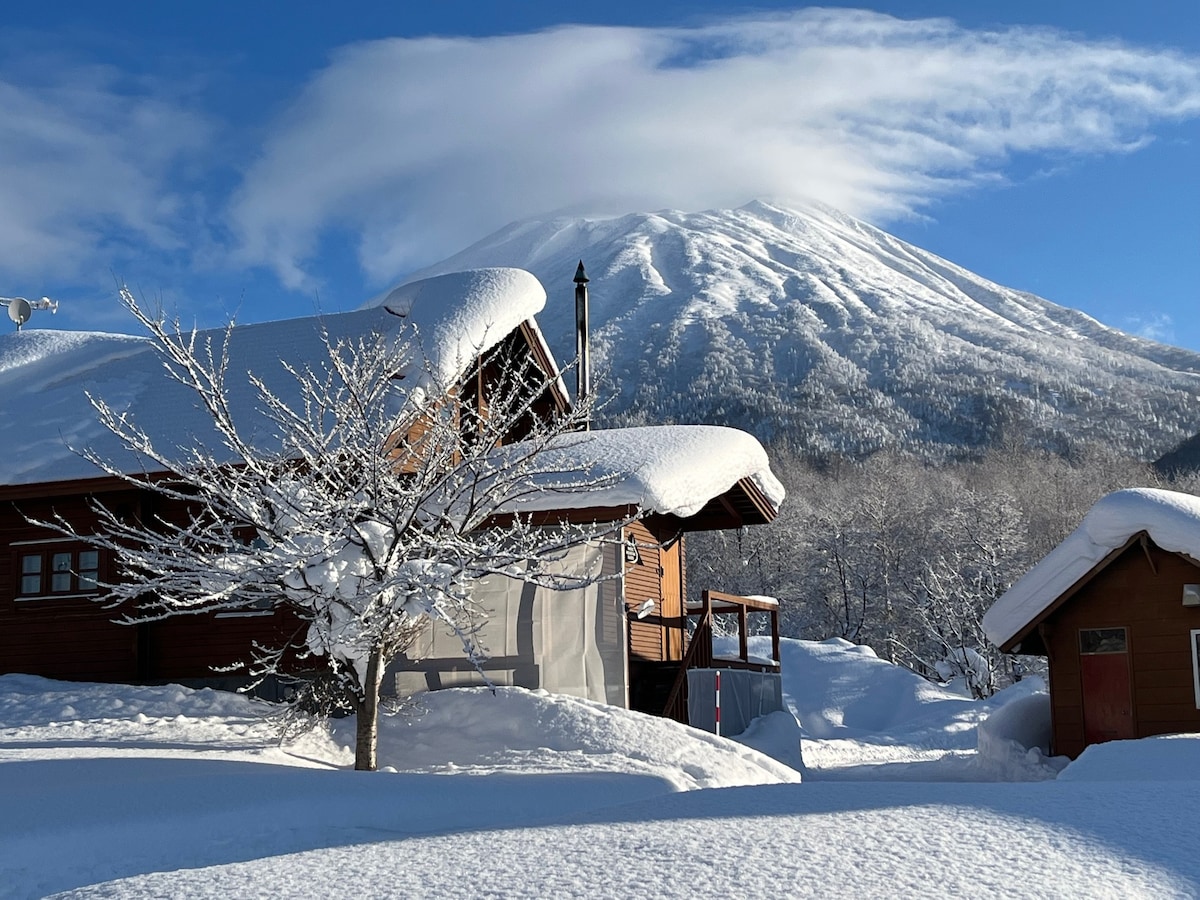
[{"x1": 354, "y1": 648, "x2": 386, "y2": 771}]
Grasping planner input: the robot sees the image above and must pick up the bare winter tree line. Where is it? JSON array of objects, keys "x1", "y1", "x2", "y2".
[{"x1": 689, "y1": 440, "x2": 1200, "y2": 698}]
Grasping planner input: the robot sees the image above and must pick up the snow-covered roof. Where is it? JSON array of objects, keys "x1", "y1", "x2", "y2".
[
  {"x1": 375, "y1": 268, "x2": 548, "y2": 400},
  {"x1": 983, "y1": 488, "x2": 1200, "y2": 648},
  {"x1": 0, "y1": 268, "x2": 549, "y2": 487},
  {"x1": 497, "y1": 425, "x2": 785, "y2": 522}
]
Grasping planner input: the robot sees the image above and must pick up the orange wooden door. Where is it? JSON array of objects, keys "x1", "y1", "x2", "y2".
[{"x1": 660, "y1": 540, "x2": 683, "y2": 661}]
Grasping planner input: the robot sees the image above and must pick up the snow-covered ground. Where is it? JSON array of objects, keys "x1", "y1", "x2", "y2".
[{"x1": 4, "y1": 638, "x2": 1200, "y2": 898}]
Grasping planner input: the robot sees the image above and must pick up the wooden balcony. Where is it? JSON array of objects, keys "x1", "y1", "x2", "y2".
[{"x1": 661, "y1": 589, "x2": 781, "y2": 724}]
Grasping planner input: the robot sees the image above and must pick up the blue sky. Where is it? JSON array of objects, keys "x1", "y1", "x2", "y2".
[{"x1": 1, "y1": 2, "x2": 1198, "y2": 349}]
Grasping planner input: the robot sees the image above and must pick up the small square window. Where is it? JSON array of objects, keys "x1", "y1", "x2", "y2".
[
  {"x1": 78, "y1": 550, "x2": 100, "y2": 591},
  {"x1": 20, "y1": 554, "x2": 42, "y2": 595},
  {"x1": 1079, "y1": 627, "x2": 1127, "y2": 655},
  {"x1": 51, "y1": 552, "x2": 73, "y2": 592}
]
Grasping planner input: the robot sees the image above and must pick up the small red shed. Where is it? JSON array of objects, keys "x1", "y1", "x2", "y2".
[{"x1": 984, "y1": 488, "x2": 1200, "y2": 758}]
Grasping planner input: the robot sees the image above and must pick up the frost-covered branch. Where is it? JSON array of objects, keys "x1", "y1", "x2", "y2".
[{"x1": 38, "y1": 288, "x2": 636, "y2": 770}]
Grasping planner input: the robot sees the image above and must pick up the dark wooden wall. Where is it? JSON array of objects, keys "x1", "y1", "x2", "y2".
[
  {"x1": 1044, "y1": 540, "x2": 1200, "y2": 758},
  {"x1": 2, "y1": 485, "x2": 300, "y2": 686}
]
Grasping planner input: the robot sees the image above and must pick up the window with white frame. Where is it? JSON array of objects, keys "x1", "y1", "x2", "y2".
[{"x1": 13, "y1": 545, "x2": 101, "y2": 599}]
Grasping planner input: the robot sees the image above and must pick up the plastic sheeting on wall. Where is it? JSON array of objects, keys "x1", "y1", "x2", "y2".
[
  {"x1": 685, "y1": 668, "x2": 783, "y2": 736},
  {"x1": 389, "y1": 542, "x2": 627, "y2": 706}
]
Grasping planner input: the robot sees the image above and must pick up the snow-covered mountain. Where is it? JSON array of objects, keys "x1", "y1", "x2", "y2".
[{"x1": 400, "y1": 200, "x2": 1200, "y2": 460}]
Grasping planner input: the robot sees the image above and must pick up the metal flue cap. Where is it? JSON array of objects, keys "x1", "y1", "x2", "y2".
[{"x1": 573, "y1": 260, "x2": 589, "y2": 284}]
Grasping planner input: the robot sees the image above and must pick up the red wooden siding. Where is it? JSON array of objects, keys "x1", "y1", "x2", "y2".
[
  {"x1": 1043, "y1": 540, "x2": 1200, "y2": 758},
  {"x1": 2, "y1": 486, "x2": 302, "y2": 686}
]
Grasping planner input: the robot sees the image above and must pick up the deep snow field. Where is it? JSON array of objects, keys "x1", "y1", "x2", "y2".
[{"x1": 4, "y1": 637, "x2": 1200, "y2": 898}]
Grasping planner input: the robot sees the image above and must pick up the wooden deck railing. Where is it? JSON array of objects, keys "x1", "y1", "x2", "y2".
[{"x1": 660, "y1": 589, "x2": 781, "y2": 723}]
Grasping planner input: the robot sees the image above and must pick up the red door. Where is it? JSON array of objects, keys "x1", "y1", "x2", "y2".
[{"x1": 1079, "y1": 627, "x2": 1134, "y2": 745}]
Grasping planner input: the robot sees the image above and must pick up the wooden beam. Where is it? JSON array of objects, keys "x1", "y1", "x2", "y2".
[
  {"x1": 1139, "y1": 533, "x2": 1159, "y2": 575},
  {"x1": 689, "y1": 590, "x2": 779, "y2": 613}
]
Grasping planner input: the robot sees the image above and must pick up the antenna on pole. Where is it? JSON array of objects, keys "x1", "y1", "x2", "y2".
[
  {"x1": 573, "y1": 261, "x2": 591, "y2": 431},
  {"x1": 1, "y1": 296, "x2": 58, "y2": 331}
]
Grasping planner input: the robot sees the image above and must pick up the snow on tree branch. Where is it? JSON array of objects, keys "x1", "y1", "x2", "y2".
[{"x1": 37, "y1": 285, "x2": 636, "y2": 770}]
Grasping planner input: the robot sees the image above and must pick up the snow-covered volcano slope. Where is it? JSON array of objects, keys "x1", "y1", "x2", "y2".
[{"x1": 396, "y1": 201, "x2": 1200, "y2": 460}]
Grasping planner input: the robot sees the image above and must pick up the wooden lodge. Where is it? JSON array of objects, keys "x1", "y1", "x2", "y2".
[{"x1": 1, "y1": 267, "x2": 786, "y2": 732}]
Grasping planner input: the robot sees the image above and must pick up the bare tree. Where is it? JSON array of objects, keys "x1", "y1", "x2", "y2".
[
  {"x1": 693, "y1": 439, "x2": 1161, "y2": 693},
  {"x1": 896, "y1": 487, "x2": 1030, "y2": 697},
  {"x1": 46, "y1": 288, "x2": 631, "y2": 770}
]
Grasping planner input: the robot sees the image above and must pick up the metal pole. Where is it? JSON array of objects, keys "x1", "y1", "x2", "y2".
[
  {"x1": 714, "y1": 669, "x2": 721, "y2": 737},
  {"x1": 573, "y1": 261, "x2": 590, "y2": 430}
]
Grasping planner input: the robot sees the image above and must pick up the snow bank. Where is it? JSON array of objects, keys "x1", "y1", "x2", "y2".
[
  {"x1": 976, "y1": 685, "x2": 1068, "y2": 780},
  {"x1": 773, "y1": 637, "x2": 978, "y2": 738},
  {"x1": 732, "y1": 709, "x2": 806, "y2": 772},
  {"x1": 761, "y1": 636, "x2": 1065, "y2": 781},
  {"x1": 498, "y1": 424, "x2": 785, "y2": 519},
  {"x1": 367, "y1": 686, "x2": 801, "y2": 790},
  {"x1": 1059, "y1": 733, "x2": 1200, "y2": 782},
  {"x1": 0, "y1": 673, "x2": 346, "y2": 767},
  {"x1": 984, "y1": 488, "x2": 1200, "y2": 647},
  {"x1": 0, "y1": 676, "x2": 798, "y2": 895}
]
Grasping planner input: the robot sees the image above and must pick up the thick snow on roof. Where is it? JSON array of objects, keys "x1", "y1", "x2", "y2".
[
  {"x1": 500, "y1": 425, "x2": 785, "y2": 519},
  {"x1": 0, "y1": 268, "x2": 547, "y2": 487},
  {"x1": 983, "y1": 488, "x2": 1200, "y2": 648},
  {"x1": 373, "y1": 268, "x2": 547, "y2": 393}
]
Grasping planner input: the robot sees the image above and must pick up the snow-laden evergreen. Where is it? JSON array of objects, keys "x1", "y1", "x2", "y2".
[{"x1": 395, "y1": 199, "x2": 1200, "y2": 460}]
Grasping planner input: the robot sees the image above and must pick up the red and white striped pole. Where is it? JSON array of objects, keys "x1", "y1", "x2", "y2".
[{"x1": 714, "y1": 669, "x2": 722, "y2": 737}]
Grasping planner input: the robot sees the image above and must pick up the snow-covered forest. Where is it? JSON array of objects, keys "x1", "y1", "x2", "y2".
[{"x1": 690, "y1": 439, "x2": 1199, "y2": 696}]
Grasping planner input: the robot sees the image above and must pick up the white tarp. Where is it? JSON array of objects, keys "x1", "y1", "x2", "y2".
[{"x1": 390, "y1": 542, "x2": 626, "y2": 706}]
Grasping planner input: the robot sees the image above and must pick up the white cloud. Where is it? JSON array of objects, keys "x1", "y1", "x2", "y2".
[
  {"x1": 1127, "y1": 312, "x2": 1176, "y2": 344},
  {"x1": 0, "y1": 62, "x2": 212, "y2": 284},
  {"x1": 228, "y1": 9, "x2": 1200, "y2": 288}
]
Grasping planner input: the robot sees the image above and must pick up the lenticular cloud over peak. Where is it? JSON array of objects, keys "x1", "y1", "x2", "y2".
[{"x1": 228, "y1": 8, "x2": 1200, "y2": 287}]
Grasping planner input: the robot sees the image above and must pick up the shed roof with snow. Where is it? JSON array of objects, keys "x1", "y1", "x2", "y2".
[
  {"x1": 983, "y1": 488, "x2": 1200, "y2": 651},
  {"x1": 496, "y1": 425, "x2": 783, "y2": 527}
]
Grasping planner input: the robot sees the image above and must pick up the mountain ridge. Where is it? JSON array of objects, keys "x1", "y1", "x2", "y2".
[{"x1": 391, "y1": 200, "x2": 1200, "y2": 460}]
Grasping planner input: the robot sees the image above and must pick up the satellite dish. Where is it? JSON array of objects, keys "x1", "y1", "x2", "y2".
[
  {"x1": 7, "y1": 297, "x2": 31, "y2": 327},
  {"x1": 635, "y1": 598, "x2": 656, "y2": 620}
]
